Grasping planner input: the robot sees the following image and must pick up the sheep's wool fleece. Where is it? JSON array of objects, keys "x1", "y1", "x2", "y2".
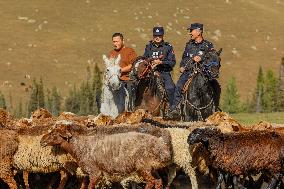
[
  {"x1": 166, "y1": 128, "x2": 198, "y2": 189},
  {"x1": 13, "y1": 135, "x2": 74, "y2": 173}
]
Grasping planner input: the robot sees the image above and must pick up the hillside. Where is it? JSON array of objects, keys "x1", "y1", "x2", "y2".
[{"x1": 0, "y1": 0, "x2": 283, "y2": 108}]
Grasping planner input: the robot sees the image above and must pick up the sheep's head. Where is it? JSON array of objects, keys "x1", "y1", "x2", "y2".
[
  {"x1": 40, "y1": 128, "x2": 72, "y2": 147},
  {"x1": 188, "y1": 127, "x2": 220, "y2": 148}
]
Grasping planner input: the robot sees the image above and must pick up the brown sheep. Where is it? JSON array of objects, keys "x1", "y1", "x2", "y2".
[
  {"x1": 0, "y1": 129, "x2": 19, "y2": 189},
  {"x1": 40, "y1": 124, "x2": 172, "y2": 189},
  {"x1": 0, "y1": 108, "x2": 18, "y2": 130},
  {"x1": 188, "y1": 127, "x2": 284, "y2": 188}
]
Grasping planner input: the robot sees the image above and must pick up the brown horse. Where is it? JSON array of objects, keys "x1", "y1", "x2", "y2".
[{"x1": 130, "y1": 57, "x2": 168, "y2": 116}]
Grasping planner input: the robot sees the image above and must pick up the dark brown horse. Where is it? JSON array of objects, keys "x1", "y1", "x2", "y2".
[
  {"x1": 181, "y1": 49, "x2": 222, "y2": 121},
  {"x1": 130, "y1": 57, "x2": 168, "y2": 116}
]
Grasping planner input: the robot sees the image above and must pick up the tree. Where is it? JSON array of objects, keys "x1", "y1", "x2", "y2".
[
  {"x1": 65, "y1": 85, "x2": 80, "y2": 114},
  {"x1": 28, "y1": 79, "x2": 39, "y2": 114},
  {"x1": 222, "y1": 76, "x2": 241, "y2": 113},
  {"x1": 92, "y1": 63, "x2": 102, "y2": 114},
  {"x1": 46, "y1": 88, "x2": 52, "y2": 113},
  {"x1": 38, "y1": 78, "x2": 45, "y2": 108},
  {"x1": 50, "y1": 87, "x2": 62, "y2": 116},
  {"x1": 262, "y1": 70, "x2": 278, "y2": 112},
  {"x1": 15, "y1": 99, "x2": 23, "y2": 118},
  {"x1": 0, "y1": 91, "x2": 6, "y2": 109},
  {"x1": 254, "y1": 67, "x2": 265, "y2": 112},
  {"x1": 28, "y1": 78, "x2": 45, "y2": 115}
]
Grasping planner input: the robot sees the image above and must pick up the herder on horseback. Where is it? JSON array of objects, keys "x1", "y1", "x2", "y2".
[{"x1": 165, "y1": 23, "x2": 221, "y2": 120}]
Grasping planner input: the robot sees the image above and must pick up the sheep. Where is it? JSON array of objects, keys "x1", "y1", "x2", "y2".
[
  {"x1": 44, "y1": 122, "x2": 176, "y2": 189},
  {"x1": 188, "y1": 127, "x2": 284, "y2": 189},
  {"x1": 40, "y1": 124, "x2": 173, "y2": 189},
  {"x1": 13, "y1": 123, "x2": 85, "y2": 189},
  {"x1": 141, "y1": 118, "x2": 218, "y2": 189},
  {"x1": 12, "y1": 109, "x2": 86, "y2": 189},
  {"x1": 0, "y1": 129, "x2": 19, "y2": 189},
  {"x1": 0, "y1": 108, "x2": 18, "y2": 130}
]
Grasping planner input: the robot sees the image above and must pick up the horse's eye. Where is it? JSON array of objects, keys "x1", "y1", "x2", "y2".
[{"x1": 106, "y1": 69, "x2": 109, "y2": 72}]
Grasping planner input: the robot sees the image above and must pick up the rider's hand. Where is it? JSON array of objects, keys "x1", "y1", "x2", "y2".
[
  {"x1": 193, "y1": 56, "x2": 201, "y2": 63},
  {"x1": 180, "y1": 67, "x2": 185, "y2": 73},
  {"x1": 151, "y1": 59, "x2": 162, "y2": 69},
  {"x1": 152, "y1": 59, "x2": 162, "y2": 65}
]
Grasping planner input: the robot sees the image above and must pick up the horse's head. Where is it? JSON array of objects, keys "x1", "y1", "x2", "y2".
[
  {"x1": 202, "y1": 48, "x2": 222, "y2": 79},
  {"x1": 103, "y1": 54, "x2": 121, "y2": 91},
  {"x1": 131, "y1": 56, "x2": 151, "y2": 80}
]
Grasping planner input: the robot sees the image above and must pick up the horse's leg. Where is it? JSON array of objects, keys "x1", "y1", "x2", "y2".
[
  {"x1": 233, "y1": 176, "x2": 246, "y2": 189},
  {"x1": 216, "y1": 172, "x2": 224, "y2": 189}
]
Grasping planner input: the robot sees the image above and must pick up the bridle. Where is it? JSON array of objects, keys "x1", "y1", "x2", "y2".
[{"x1": 104, "y1": 70, "x2": 122, "y2": 90}]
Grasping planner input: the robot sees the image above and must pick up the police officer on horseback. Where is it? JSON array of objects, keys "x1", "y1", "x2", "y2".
[
  {"x1": 143, "y1": 26, "x2": 176, "y2": 107},
  {"x1": 166, "y1": 23, "x2": 215, "y2": 119}
]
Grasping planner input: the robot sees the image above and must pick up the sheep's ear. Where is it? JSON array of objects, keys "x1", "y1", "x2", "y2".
[{"x1": 115, "y1": 54, "x2": 121, "y2": 65}]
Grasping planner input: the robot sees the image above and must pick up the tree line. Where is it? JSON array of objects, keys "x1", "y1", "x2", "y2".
[
  {"x1": 222, "y1": 62, "x2": 284, "y2": 113},
  {"x1": 1, "y1": 59, "x2": 284, "y2": 117},
  {"x1": 0, "y1": 64, "x2": 102, "y2": 118}
]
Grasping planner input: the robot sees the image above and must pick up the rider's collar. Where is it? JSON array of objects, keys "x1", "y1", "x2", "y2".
[
  {"x1": 151, "y1": 40, "x2": 164, "y2": 47},
  {"x1": 189, "y1": 38, "x2": 204, "y2": 45}
]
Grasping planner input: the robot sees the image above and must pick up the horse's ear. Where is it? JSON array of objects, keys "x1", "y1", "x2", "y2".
[
  {"x1": 103, "y1": 55, "x2": 108, "y2": 63},
  {"x1": 217, "y1": 48, "x2": 222, "y2": 56},
  {"x1": 115, "y1": 54, "x2": 121, "y2": 65},
  {"x1": 103, "y1": 55, "x2": 110, "y2": 67}
]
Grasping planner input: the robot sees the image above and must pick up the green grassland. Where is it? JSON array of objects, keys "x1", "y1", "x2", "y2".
[
  {"x1": 231, "y1": 111, "x2": 284, "y2": 125},
  {"x1": 0, "y1": 0, "x2": 284, "y2": 108}
]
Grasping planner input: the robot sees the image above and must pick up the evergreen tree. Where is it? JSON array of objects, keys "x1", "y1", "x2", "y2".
[
  {"x1": 263, "y1": 69, "x2": 278, "y2": 112},
  {"x1": 277, "y1": 57, "x2": 284, "y2": 111},
  {"x1": 50, "y1": 87, "x2": 62, "y2": 116},
  {"x1": 65, "y1": 85, "x2": 80, "y2": 114},
  {"x1": 38, "y1": 78, "x2": 45, "y2": 108},
  {"x1": 15, "y1": 99, "x2": 23, "y2": 118},
  {"x1": 46, "y1": 89, "x2": 52, "y2": 113},
  {"x1": 0, "y1": 91, "x2": 6, "y2": 109},
  {"x1": 222, "y1": 76, "x2": 241, "y2": 113},
  {"x1": 79, "y1": 81, "x2": 89, "y2": 115},
  {"x1": 28, "y1": 79, "x2": 39, "y2": 114},
  {"x1": 255, "y1": 66, "x2": 265, "y2": 112},
  {"x1": 92, "y1": 63, "x2": 102, "y2": 114},
  {"x1": 28, "y1": 78, "x2": 45, "y2": 115}
]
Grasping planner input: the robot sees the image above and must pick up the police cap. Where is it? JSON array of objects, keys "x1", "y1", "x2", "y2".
[
  {"x1": 187, "y1": 23, "x2": 203, "y2": 31},
  {"x1": 153, "y1": 26, "x2": 164, "y2": 36}
]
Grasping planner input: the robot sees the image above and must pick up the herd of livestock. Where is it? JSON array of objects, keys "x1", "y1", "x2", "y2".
[{"x1": 0, "y1": 108, "x2": 284, "y2": 189}]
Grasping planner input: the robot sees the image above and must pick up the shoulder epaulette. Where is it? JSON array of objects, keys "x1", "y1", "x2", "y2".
[{"x1": 164, "y1": 42, "x2": 171, "y2": 46}]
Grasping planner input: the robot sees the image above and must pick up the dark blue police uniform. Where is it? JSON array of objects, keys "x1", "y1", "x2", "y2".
[
  {"x1": 143, "y1": 27, "x2": 176, "y2": 106},
  {"x1": 171, "y1": 23, "x2": 214, "y2": 110}
]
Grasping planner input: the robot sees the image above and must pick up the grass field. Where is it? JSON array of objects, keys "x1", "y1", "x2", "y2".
[{"x1": 231, "y1": 111, "x2": 284, "y2": 125}]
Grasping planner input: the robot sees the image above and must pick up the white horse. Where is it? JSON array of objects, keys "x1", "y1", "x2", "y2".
[{"x1": 100, "y1": 55, "x2": 130, "y2": 118}]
